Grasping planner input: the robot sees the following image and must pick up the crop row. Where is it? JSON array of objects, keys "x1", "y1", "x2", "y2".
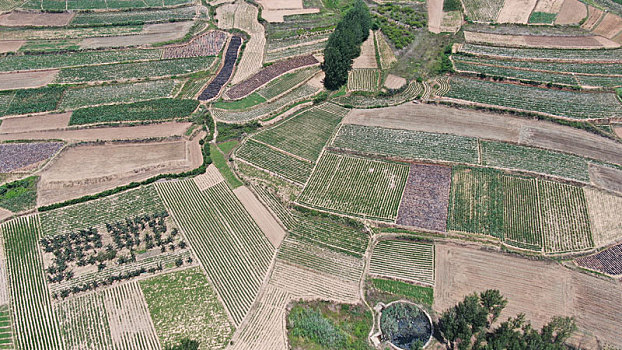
[
  {"x1": 453, "y1": 59, "x2": 579, "y2": 86},
  {"x1": 502, "y1": 176, "x2": 543, "y2": 250},
  {"x1": 162, "y1": 30, "x2": 228, "y2": 59},
  {"x1": 0, "y1": 305, "x2": 14, "y2": 349},
  {"x1": 458, "y1": 44, "x2": 622, "y2": 62},
  {"x1": 70, "y1": 6, "x2": 196, "y2": 26},
  {"x1": 0, "y1": 86, "x2": 64, "y2": 117},
  {"x1": 576, "y1": 242, "x2": 622, "y2": 276},
  {"x1": 198, "y1": 36, "x2": 242, "y2": 101},
  {"x1": 369, "y1": 240, "x2": 435, "y2": 286},
  {"x1": 59, "y1": 80, "x2": 176, "y2": 110},
  {"x1": 334, "y1": 81, "x2": 422, "y2": 108},
  {"x1": 264, "y1": 40, "x2": 327, "y2": 63},
  {"x1": 236, "y1": 140, "x2": 314, "y2": 185},
  {"x1": 459, "y1": 0, "x2": 504, "y2": 22},
  {"x1": 257, "y1": 66, "x2": 320, "y2": 101},
  {"x1": 266, "y1": 32, "x2": 331, "y2": 52},
  {"x1": 298, "y1": 152, "x2": 409, "y2": 221},
  {"x1": 445, "y1": 76, "x2": 621, "y2": 119},
  {"x1": 347, "y1": 69, "x2": 380, "y2": 92},
  {"x1": 69, "y1": 98, "x2": 198, "y2": 125},
  {"x1": 23, "y1": 0, "x2": 192, "y2": 10},
  {"x1": 156, "y1": 180, "x2": 274, "y2": 325}
]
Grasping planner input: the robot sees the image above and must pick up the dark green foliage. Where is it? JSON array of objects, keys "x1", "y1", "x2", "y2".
[
  {"x1": 164, "y1": 338, "x2": 199, "y2": 350},
  {"x1": 374, "y1": 16, "x2": 415, "y2": 49},
  {"x1": 380, "y1": 302, "x2": 431, "y2": 349},
  {"x1": 437, "y1": 290, "x2": 576, "y2": 350},
  {"x1": 437, "y1": 44, "x2": 454, "y2": 74},
  {"x1": 2, "y1": 87, "x2": 65, "y2": 116},
  {"x1": 375, "y1": 3, "x2": 426, "y2": 28},
  {"x1": 322, "y1": 0, "x2": 372, "y2": 90},
  {"x1": 70, "y1": 98, "x2": 199, "y2": 125},
  {"x1": 289, "y1": 307, "x2": 347, "y2": 348},
  {"x1": 0, "y1": 176, "x2": 38, "y2": 212},
  {"x1": 215, "y1": 121, "x2": 260, "y2": 142},
  {"x1": 443, "y1": 0, "x2": 462, "y2": 12}
]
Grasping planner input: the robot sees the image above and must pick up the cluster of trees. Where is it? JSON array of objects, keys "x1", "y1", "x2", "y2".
[
  {"x1": 437, "y1": 289, "x2": 576, "y2": 350},
  {"x1": 165, "y1": 338, "x2": 199, "y2": 350},
  {"x1": 322, "y1": 0, "x2": 372, "y2": 90}
]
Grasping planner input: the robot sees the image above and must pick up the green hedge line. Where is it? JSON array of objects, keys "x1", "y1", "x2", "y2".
[{"x1": 69, "y1": 98, "x2": 199, "y2": 125}]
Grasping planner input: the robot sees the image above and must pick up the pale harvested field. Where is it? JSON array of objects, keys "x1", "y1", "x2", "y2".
[
  {"x1": 0, "y1": 121, "x2": 191, "y2": 142},
  {"x1": 234, "y1": 186, "x2": 287, "y2": 248},
  {"x1": 532, "y1": 0, "x2": 565, "y2": 13},
  {"x1": 427, "y1": 0, "x2": 442, "y2": 34},
  {"x1": 37, "y1": 136, "x2": 202, "y2": 206},
  {"x1": 0, "y1": 231, "x2": 9, "y2": 305},
  {"x1": 256, "y1": 0, "x2": 319, "y2": 22},
  {"x1": 193, "y1": 165, "x2": 224, "y2": 190},
  {"x1": 383, "y1": 74, "x2": 406, "y2": 89},
  {"x1": 352, "y1": 31, "x2": 377, "y2": 69},
  {"x1": 0, "y1": 11, "x2": 74, "y2": 27},
  {"x1": 434, "y1": 244, "x2": 622, "y2": 347},
  {"x1": 0, "y1": 112, "x2": 71, "y2": 134},
  {"x1": 581, "y1": 6, "x2": 605, "y2": 30},
  {"x1": 230, "y1": 2, "x2": 265, "y2": 85},
  {"x1": 497, "y1": 0, "x2": 538, "y2": 23},
  {"x1": 344, "y1": 104, "x2": 622, "y2": 165},
  {"x1": 256, "y1": 0, "x2": 303, "y2": 9},
  {"x1": 589, "y1": 163, "x2": 622, "y2": 194},
  {"x1": 615, "y1": 126, "x2": 622, "y2": 138},
  {"x1": 0, "y1": 70, "x2": 58, "y2": 91},
  {"x1": 592, "y1": 13, "x2": 622, "y2": 39},
  {"x1": 260, "y1": 9, "x2": 319, "y2": 22},
  {"x1": 464, "y1": 31, "x2": 620, "y2": 48},
  {"x1": 555, "y1": 0, "x2": 587, "y2": 25},
  {"x1": 0, "y1": 40, "x2": 24, "y2": 53},
  {"x1": 584, "y1": 188, "x2": 622, "y2": 247},
  {"x1": 0, "y1": 208, "x2": 12, "y2": 222},
  {"x1": 79, "y1": 21, "x2": 194, "y2": 49},
  {"x1": 215, "y1": 2, "x2": 236, "y2": 29}
]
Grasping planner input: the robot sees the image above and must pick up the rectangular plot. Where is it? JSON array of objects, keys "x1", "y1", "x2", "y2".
[
  {"x1": 331, "y1": 124, "x2": 479, "y2": 164},
  {"x1": 369, "y1": 240, "x2": 435, "y2": 286},
  {"x1": 55, "y1": 292, "x2": 113, "y2": 350},
  {"x1": 396, "y1": 164, "x2": 451, "y2": 232},
  {"x1": 539, "y1": 181, "x2": 592, "y2": 253},
  {"x1": 290, "y1": 214, "x2": 369, "y2": 257},
  {"x1": 447, "y1": 167, "x2": 503, "y2": 237},
  {"x1": 298, "y1": 152, "x2": 409, "y2": 221},
  {"x1": 59, "y1": 80, "x2": 176, "y2": 110},
  {"x1": 502, "y1": 176, "x2": 543, "y2": 250},
  {"x1": 347, "y1": 68, "x2": 379, "y2": 92},
  {"x1": 236, "y1": 139, "x2": 314, "y2": 184}
]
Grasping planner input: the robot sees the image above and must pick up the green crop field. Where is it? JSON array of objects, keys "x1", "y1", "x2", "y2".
[
  {"x1": 502, "y1": 176, "x2": 543, "y2": 251},
  {"x1": 289, "y1": 213, "x2": 370, "y2": 257},
  {"x1": 257, "y1": 67, "x2": 320, "y2": 101},
  {"x1": 156, "y1": 180, "x2": 274, "y2": 325},
  {"x1": 369, "y1": 278, "x2": 434, "y2": 305},
  {"x1": 331, "y1": 124, "x2": 479, "y2": 164},
  {"x1": 59, "y1": 80, "x2": 176, "y2": 110},
  {"x1": 70, "y1": 6, "x2": 196, "y2": 25},
  {"x1": 369, "y1": 240, "x2": 435, "y2": 286},
  {"x1": 0, "y1": 50, "x2": 162, "y2": 72},
  {"x1": 0, "y1": 86, "x2": 64, "y2": 117},
  {"x1": 69, "y1": 98, "x2": 198, "y2": 125},
  {"x1": 0, "y1": 305, "x2": 14, "y2": 349},
  {"x1": 298, "y1": 152, "x2": 409, "y2": 221},
  {"x1": 459, "y1": 44, "x2": 622, "y2": 62},
  {"x1": 347, "y1": 68, "x2": 380, "y2": 92}
]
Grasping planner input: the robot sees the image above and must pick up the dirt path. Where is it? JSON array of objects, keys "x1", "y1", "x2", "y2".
[
  {"x1": 0, "y1": 70, "x2": 58, "y2": 90},
  {"x1": 234, "y1": 186, "x2": 287, "y2": 247},
  {"x1": 427, "y1": 0, "x2": 443, "y2": 34}
]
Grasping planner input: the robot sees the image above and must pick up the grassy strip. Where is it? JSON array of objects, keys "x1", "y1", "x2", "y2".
[
  {"x1": 218, "y1": 140, "x2": 239, "y2": 155},
  {"x1": 210, "y1": 144, "x2": 243, "y2": 189},
  {"x1": 212, "y1": 93, "x2": 266, "y2": 110},
  {"x1": 370, "y1": 278, "x2": 434, "y2": 305},
  {"x1": 69, "y1": 98, "x2": 198, "y2": 125},
  {"x1": 0, "y1": 176, "x2": 38, "y2": 212}
]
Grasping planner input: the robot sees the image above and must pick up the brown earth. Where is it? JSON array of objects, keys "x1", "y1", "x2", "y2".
[
  {"x1": 260, "y1": 8, "x2": 319, "y2": 22},
  {"x1": 532, "y1": 0, "x2": 565, "y2": 13},
  {"x1": 79, "y1": 21, "x2": 194, "y2": 49},
  {"x1": 0, "y1": 70, "x2": 58, "y2": 91},
  {"x1": 584, "y1": 187, "x2": 622, "y2": 247},
  {"x1": 592, "y1": 12, "x2": 622, "y2": 39},
  {"x1": 0, "y1": 40, "x2": 24, "y2": 53},
  {"x1": 0, "y1": 112, "x2": 71, "y2": 134},
  {"x1": 0, "y1": 122, "x2": 191, "y2": 142},
  {"x1": 588, "y1": 163, "x2": 622, "y2": 194},
  {"x1": 256, "y1": 0, "x2": 303, "y2": 9},
  {"x1": 193, "y1": 164, "x2": 224, "y2": 190},
  {"x1": 496, "y1": 0, "x2": 538, "y2": 24},
  {"x1": 555, "y1": 0, "x2": 587, "y2": 25},
  {"x1": 36, "y1": 135, "x2": 203, "y2": 206},
  {"x1": 434, "y1": 243, "x2": 622, "y2": 348},
  {"x1": 581, "y1": 6, "x2": 605, "y2": 30},
  {"x1": 464, "y1": 31, "x2": 620, "y2": 48},
  {"x1": 615, "y1": 126, "x2": 622, "y2": 138},
  {"x1": 352, "y1": 30, "x2": 377, "y2": 69},
  {"x1": 427, "y1": 0, "x2": 442, "y2": 34},
  {"x1": 0, "y1": 208, "x2": 13, "y2": 222},
  {"x1": 383, "y1": 74, "x2": 406, "y2": 90},
  {"x1": 234, "y1": 186, "x2": 287, "y2": 247},
  {"x1": 0, "y1": 11, "x2": 74, "y2": 27}
]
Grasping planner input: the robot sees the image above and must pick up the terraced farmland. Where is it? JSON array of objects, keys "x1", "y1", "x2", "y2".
[
  {"x1": 369, "y1": 240, "x2": 435, "y2": 286},
  {"x1": 502, "y1": 176, "x2": 543, "y2": 251},
  {"x1": 298, "y1": 152, "x2": 409, "y2": 221},
  {"x1": 0, "y1": 304, "x2": 14, "y2": 350},
  {"x1": 458, "y1": 44, "x2": 622, "y2": 62},
  {"x1": 155, "y1": 180, "x2": 274, "y2": 325},
  {"x1": 289, "y1": 214, "x2": 369, "y2": 257},
  {"x1": 59, "y1": 80, "x2": 176, "y2": 110},
  {"x1": 55, "y1": 290, "x2": 114, "y2": 350}
]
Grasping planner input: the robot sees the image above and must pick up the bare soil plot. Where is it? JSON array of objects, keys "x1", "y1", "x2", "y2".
[
  {"x1": 230, "y1": 2, "x2": 265, "y2": 85},
  {"x1": 233, "y1": 186, "x2": 287, "y2": 247},
  {"x1": 464, "y1": 31, "x2": 620, "y2": 48},
  {"x1": 260, "y1": 8, "x2": 320, "y2": 22},
  {"x1": 532, "y1": 0, "x2": 565, "y2": 13},
  {"x1": 0, "y1": 121, "x2": 192, "y2": 142},
  {"x1": 592, "y1": 13, "x2": 622, "y2": 39},
  {"x1": 396, "y1": 164, "x2": 451, "y2": 232},
  {"x1": 37, "y1": 137, "x2": 201, "y2": 206},
  {"x1": 555, "y1": 0, "x2": 587, "y2": 25},
  {"x1": 193, "y1": 164, "x2": 224, "y2": 190},
  {"x1": 0, "y1": 70, "x2": 58, "y2": 91},
  {"x1": 434, "y1": 243, "x2": 622, "y2": 347},
  {"x1": 79, "y1": 21, "x2": 194, "y2": 49},
  {"x1": 352, "y1": 30, "x2": 377, "y2": 69},
  {"x1": 427, "y1": 0, "x2": 442, "y2": 34},
  {"x1": 588, "y1": 163, "x2": 622, "y2": 194},
  {"x1": 581, "y1": 6, "x2": 605, "y2": 30},
  {"x1": 0, "y1": 11, "x2": 74, "y2": 27},
  {"x1": 256, "y1": 0, "x2": 303, "y2": 9},
  {"x1": 162, "y1": 30, "x2": 228, "y2": 59},
  {"x1": 0, "y1": 112, "x2": 71, "y2": 134},
  {"x1": 0, "y1": 40, "x2": 24, "y2": 53},
  {"x1": 584, "y1": 188, "x2": 622, "y2": 247},
  {"x1": 383, "y1": 74, "x2": 406, "y2": 89},
  {"x1": 497, "y1": 0, "x2": 539, "y2": 23}
]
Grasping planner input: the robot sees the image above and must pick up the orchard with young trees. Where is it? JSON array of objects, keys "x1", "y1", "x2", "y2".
[{"x1": 322, "y1": 0, "x2": 372, "y2": 90}]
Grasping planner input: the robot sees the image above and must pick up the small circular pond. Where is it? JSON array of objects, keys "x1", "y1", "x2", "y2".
[{"x1": 379, "y1": 301, "x2": 432, "y2": 350}]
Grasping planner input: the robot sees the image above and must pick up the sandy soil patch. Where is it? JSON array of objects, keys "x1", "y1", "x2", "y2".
[
  {"x1": 0, "y1": 230, "x2": 9, "y2": 305},
  {"x1": 215, "y1": 2, "x2": 236, "y2": 29},
  {"x1": 261, "y1": 8, "x2": 320, "y2": 22},
  {"x1": 0, "y1": 40, "x2": 24, "y2": 53},
  {"x1": 589, "y1": 163, "x2": 622, "y2": 194},
  {"x1": 352, "y1": 30, "x2": 377, "y2": 69},
  {"x1": 193, "y1": 164, "x2": 224, "y2": 190},
  {"x1": 555, "y1": 0, "x2": 587, "y2": 25},
  {"x1": 79, "y1": 21, "x2": 194, "y2": 49},
  {"x1": 615, "y1": 126, "x2": 622, "y2": 138},
  {"x1": 234, "y1": 186, "x2": 286, "y2": 247},
  {"x1": 464, "y1": 30, "x2": 620, "y2": 48},
  {"x1": 497, "y1": 0, "x2": 538, "y2": 23},
  {"x1": 581, "y1": 6, "x2": 604, "y2": 30},
  {"x1": 383, "y1": 74, "x2": 406, "y2": 90},
  {"x1": 592, "y1": 13, "x2": 622, "y2": 39},
  {"x1": 427, "y1": 0, "x2": 442, "y2": 33},
  {"x1": 533, "y1": 0, "x2": 565, "y2": 13},
  {"x1": 37, "y1": 136, "x2": 202, "y2": 206},
  {"x1": 584, "y1": 187, "x2": 622, "y2": 247},
  {"x1": 0, "y1": 208, "x2": 13, "y2": 222},
  {"x1": 0, "y1": 112, "x2": 71, "y2": 134},
  {"x1": 434, "y1": 243, "x2": 622, "y2": 347},
  {"x1": 0, "y1": 69, "x2": 58, "y2": 91},
  {"x1": 0, "y1": 122, "x2": 191, "y2": 142},
  {"x1": 0, "y1": 11, "x2": 74, "y2": 27}
]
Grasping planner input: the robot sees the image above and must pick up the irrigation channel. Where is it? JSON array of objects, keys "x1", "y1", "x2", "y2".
[{"x1": 199, "y1": 35, "x2": 242, "y2": 101}]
